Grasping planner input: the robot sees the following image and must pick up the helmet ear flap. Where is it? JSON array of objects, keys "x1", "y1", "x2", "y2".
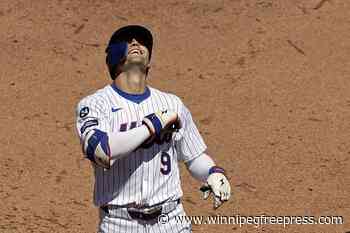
[
  {"x1": 106, "y1": 43, "x2": 128, "y2": 66},
  {"x1": 105, "y1": 43, "x2": 128, "y2": 80}
]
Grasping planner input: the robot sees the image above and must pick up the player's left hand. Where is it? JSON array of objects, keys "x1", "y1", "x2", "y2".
[{"x1": 200, "y1": 166, "x2": 231, "y2": 209}]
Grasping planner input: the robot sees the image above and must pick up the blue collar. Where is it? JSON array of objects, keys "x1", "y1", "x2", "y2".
[{"x1": 111, "y1": 83, "x2": 151, "y2": 104}]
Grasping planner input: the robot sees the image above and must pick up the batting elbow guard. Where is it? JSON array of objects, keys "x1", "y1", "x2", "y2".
[{"x1": 82, "y1": 129, "x2": 111, "y2": 169}]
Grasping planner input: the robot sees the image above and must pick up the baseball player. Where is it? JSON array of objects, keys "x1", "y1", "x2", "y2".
[{"x1": 75, "y1": 25, "x2": 231, "y2": 233}]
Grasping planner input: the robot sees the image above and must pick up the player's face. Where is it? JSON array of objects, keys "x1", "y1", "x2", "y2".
[{"x1": 125, "y1": 38, "x2": 150, "y2": 67}]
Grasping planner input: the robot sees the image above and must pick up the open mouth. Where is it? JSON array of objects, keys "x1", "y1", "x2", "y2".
[{"x1": 129, "y1": 49, "x2": 142, "y2": 55}]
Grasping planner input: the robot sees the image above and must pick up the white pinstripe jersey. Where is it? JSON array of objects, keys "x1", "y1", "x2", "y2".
[{"x1": 75, "y1": 83, "x2": 207, "y2": 207}]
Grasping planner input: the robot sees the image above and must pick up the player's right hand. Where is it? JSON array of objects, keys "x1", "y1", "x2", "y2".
[{"x1": 142, "y1": 110, "x2": 181, "y2": 140}]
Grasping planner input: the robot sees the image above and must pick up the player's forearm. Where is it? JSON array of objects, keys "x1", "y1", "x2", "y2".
[
  {"x1": 81, "y1": 126, "x2": 151, "y2": 169},
  {"x1": 186, "y1": 153, "x2": 215, "y2": 182},
  {"x1": 109, "y1": 125, "x2": 150, "y2": 160}
]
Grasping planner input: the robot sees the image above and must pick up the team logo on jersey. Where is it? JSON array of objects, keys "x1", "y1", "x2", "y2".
[
  {"x1": 79, "y1": 106, "x2": 90, "y2": 118},
  {"x1": 111, "y1": 107, "x2": 122, "y2": 112}
]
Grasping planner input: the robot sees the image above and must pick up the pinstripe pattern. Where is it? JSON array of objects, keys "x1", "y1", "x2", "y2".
[
  {"x1": 76, "y1": 84, "x2": 206, "y2": 233},
  {"x1": 148, "y1": 204, "x2": 191, "y2": 233}
]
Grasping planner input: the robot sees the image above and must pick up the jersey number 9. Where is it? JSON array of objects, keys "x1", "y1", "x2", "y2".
[{"x1": 160, "y1": 152, "x2": 171, "y2": 175}]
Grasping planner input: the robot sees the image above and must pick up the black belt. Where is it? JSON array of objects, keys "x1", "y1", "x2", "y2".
[
  {"x1": 101, "y1": 199, "x2": 180, "y2": 221},
  {"x1": 127, "y1": 208, "x2": 162, "y2": 221}
]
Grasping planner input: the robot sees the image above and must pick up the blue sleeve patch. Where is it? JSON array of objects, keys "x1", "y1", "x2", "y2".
[{"x1": 80, "y1": 119, "x2": 98, "y2": 134}]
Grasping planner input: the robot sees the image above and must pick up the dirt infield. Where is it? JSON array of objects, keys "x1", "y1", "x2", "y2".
[{"x1": 1, "y1": 0, "x2": 349, "y2": 232}]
